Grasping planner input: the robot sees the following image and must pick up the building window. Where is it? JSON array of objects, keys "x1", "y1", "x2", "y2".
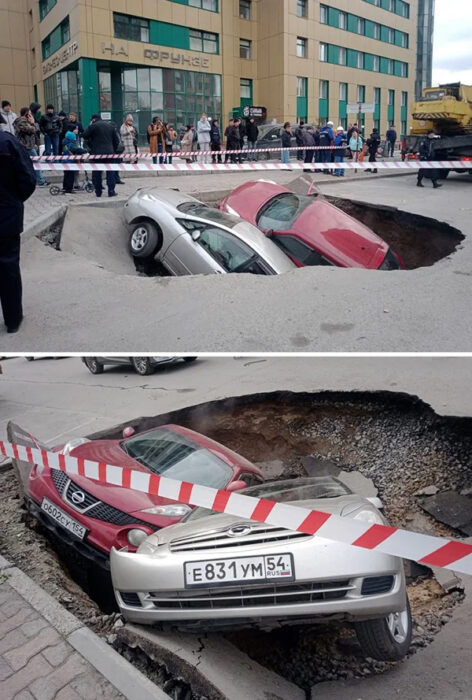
[
  {"x1": 357, "y1": 18, "x2": 365, "y2": 35},
  {"x1": 297, "y1": 0, "x2": 308, "y2": 18},
  {"x1": 401, "y1": 120, "x2": 407, "y2": 135},
  {"x1": 374, "y1": 87, "x2": 381, "y2": 104},
  {"x1": 387, "y1": 59, "x2": 394, "y2": 74},
  {"x1": 388, "y1": 0, "x2": 395, "y2": 10},
  {"x1": 387, "y1": 28, "x2": 394, "y2": 43},
  {"x1": 388, "y1": 89, "x2": 394, "y2": 105},
  {"x1": 338, "y1": 47, "x2": 346, "y2": 65},
  {"x1": 297, "y1": 76, "x2": 307, "y2": 97},
  {"x1": 189, "y1": 29, "x2": 219, "y2": 53},
  {"x1": 373, "y1": 119, "x2": 380, "y2": 131},
  {"x1": 39, "y1": 0, "x2": 57, "y2": 21},
  {"x1": 320, "y1": 5, "x2": 328, "y2": 23},
  {"x1": 401, "y1": 91, "x2": 408, "y2": 107},
  {"x1": 339, "y1": 82, "x2": 348, "y2": 101},
  {"x1": 319, "y1": 80, "x2": 329, "y2": 99},
  {"x1": 240, "y1": 38, "x2": 251, "y2": 59},
  {"x1": 41, "y1": 16, "x2": 70, "y2": 60},
  {"x1": 373, "y1": 55, "x2": 379, "y2": 71},
  {"x1": 319, "y1": 43, "x2": 327, "y2": 62},
  {"x1": 297, "y1": 36, "x2": 307, "y2": 58},
  {"x1": 373, "y1": 22, "x2": 380, "y2": 39},
  {"x1": 338, "y1": 11, "x2": 347, "y2": 29},
  {"x1": 240, "y1": 78, "x2": 252, "y2": 99},
  {"x1": 188, "y1": 0, "x2": 218, "y2": 10},
  {"x1": 357, "y1": 52, "x2": 364, "y2": 69},
  {"x1": 114, "y1": 13, "x2": 149, "y2": 43},
  {"x1": 357, "y1": 85, "x2": 365, "y2": 103},
  {"x1": 400, "y1": 62, "x2": 408, "y2": 77},
  {"x1": 400, "y1": 33, "x2": 408, "y2": 48},
  {"x1": 239, "y1": 0, "x2": 251, "y2": 20}
]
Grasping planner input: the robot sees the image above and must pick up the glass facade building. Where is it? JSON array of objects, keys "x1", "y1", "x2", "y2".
[{"x1": 416, "y1": 0, "x2": 435, "y2": 99}]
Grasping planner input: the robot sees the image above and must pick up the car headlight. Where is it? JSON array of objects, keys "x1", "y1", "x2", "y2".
[
  {"x1": 126, "y1": 529, "x2": 149, "y2": 547},
  {"x1": 139, "y1": 504, "x2": 191, "y2": 517},
  {"x1": 352, "y1": 509, "x2": 384, "y2": 525}
]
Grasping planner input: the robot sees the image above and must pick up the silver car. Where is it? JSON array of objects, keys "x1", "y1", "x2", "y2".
[
  {"x1": 111, "y1": 477, "x2": 412, "y2": 661},
  {"x1": 123, "y1": 188, "x2": 296, "y2": 275},
  {"x1": 81, "y1": 356, "x2": 197, "y2": 376}
]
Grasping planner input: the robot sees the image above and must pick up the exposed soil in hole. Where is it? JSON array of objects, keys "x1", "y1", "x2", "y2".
[
  {"x1": 324, "y1": 195, "x2": 464, "y2": 269},
  {"x1": 1, "y1": 391, "x2": 469, "y2": 692}
]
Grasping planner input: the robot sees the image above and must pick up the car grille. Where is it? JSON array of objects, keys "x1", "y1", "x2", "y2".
[
  {"x1": 50, "y1": 468, "x2": 150, "y2": 527},
  {"x1": 361, "y1": 576, "x2": 394, "y2": 596},
  {"x1": 143, "y1": 580, "x2": 353, "y2": 610},
  {"x1": 169, "y1": 525, "x2": 310, "y2": 553}
]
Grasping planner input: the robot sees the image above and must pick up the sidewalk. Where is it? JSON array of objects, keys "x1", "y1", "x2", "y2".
[{"x1": 0, "y1": 557, "x2": 166, "y2": 700}]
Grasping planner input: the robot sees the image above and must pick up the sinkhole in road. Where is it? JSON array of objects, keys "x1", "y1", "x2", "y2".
[
  {"x1": 3, "y1": 391, "x2": 470, "y2": 694},
  {"x1": 49, "y1": 191, "x2": 464, "y2": 278}
]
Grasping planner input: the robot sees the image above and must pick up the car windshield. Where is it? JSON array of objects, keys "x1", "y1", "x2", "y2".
[
  {"x1": 257, "y1": 193, "x2": 313, "y2": 231},
  {"x1": 121, "y1": 428, "x2": 232, "y2": 488},
  {"x1": 185, "y1": 477, "x2": 351, "y2": 522},
  {"x1": 177, "y1": 202, "x2": 240, "y2": 228}
]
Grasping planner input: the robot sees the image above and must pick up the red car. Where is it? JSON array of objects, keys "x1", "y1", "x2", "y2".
[
  {"x1": 25, "y1": 424, "x2": 263, "y2": 568},
  {"x1": 219, "y1": 181, "x2": 403, "y2": 270}
]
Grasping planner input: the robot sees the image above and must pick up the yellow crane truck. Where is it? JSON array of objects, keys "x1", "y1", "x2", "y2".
[{"x1": 405, "y1": 82, "x2": 472, "y2": 175}]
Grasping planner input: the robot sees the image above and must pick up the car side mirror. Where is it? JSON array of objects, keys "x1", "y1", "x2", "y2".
[
  {"x1": 122, "y1": 426, "x2": 136, "y2": 438},
  {"x1": 227, "y1": 480, "x2": 247, "y2": 492},
  {"x1": 191, "y1": 230, "x2": 201, "y2": 242}
]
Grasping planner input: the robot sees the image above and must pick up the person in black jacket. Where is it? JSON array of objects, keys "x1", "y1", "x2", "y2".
[
  {"x1": 417, "y1": 130, "x2": 442, "y2": 188},
  {"x1": 210, "y1": 119, "x2": 222, "y2": 163},
  {"x1": 366, "y1": 129, "x2": 381, "y2": 173},
  {"x1": 39, "y1": 104, "x2": 62, "y2": 155},
  {"x1": 83, "y1": 115, "x2": 120, "y2": 197},
  {"x1": 0, "y1": 130, "x2": 36, "y2": 333},
  {"x1": 281, "y1": 122, "x2": 291, "y2": 163},
  {"x1": 245, "y1": 117, "x2": 259, "y2": 161}
]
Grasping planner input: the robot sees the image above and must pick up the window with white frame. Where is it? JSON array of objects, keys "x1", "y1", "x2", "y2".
[
  {"x1": 357, "y1": 85, "x2": 365, "y2": 103},
  {"x1": 320, "y1": 4, "x2": 328, "y2": 23},
  {"x1": 338, "y1": 11, "x2": 346, "y2": 29},
  {"x1": 387, "y1": 28, "x2": 394, "y2": 43},
  {"x1": 357, "y1": 18, "x2": 365, "y2": 34},
  {"x1": 373, "y1": 55, "x2": 379, "y2": 71},
  {"x1": 374, "y1": 87, "x2": 381, "y2": 104},
  {"x1": 297, "y1": 36, "x2": 307, "y2": 57},
  {"x1": 189, "y1": 0, "x2": 218, "y2": 10},
  {"x1": 357, "y1": 52, "x2": 364, "y2": 69},
  {"x1": 297, "y1": 76, "x2": 307, "y2": 97},
  {"x1": 239, "y1": 0, "x2": 251, "y2": 20},
  {"x1": 240, "y1": 77, "x2": 252, "y2": 98},
  {"x1": 319, "y1": 42, "x2": 327, "y2": 62},
  {"x1": 387, "y1": 59, "x2": 394, "y2": 74},
  {"x1": 240, "y1": 38, "x2": 251, "y2": 59},
  {"x1": 338, "y1": 47, "x2": 346, "y2": 65},
  {"x1": 373, "y1": 22, "x2": 380, "y2": 40},
  {"x1": 339, "y1": 82, "x2": 348, "y2": 101},
  {"x1": 189, "y1": 29, "x2": 219, "y2": 53},
  {"x1": 400, "y1": 62, "x2": 407, "y2": 77},
  {"x1": 319, "y1": 79, "x2": 328, "y2": 99}
]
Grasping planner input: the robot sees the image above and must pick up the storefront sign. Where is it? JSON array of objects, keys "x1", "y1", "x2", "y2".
[
  {"x1": 101, "y1": 42, "x2": 128, "y2": 58},
  {"x1": 144, "y1": 48, "x2": 209, "y2": 68},
  {"x1": 242, "y1": 106, "x2": 267, "y2": 119},
  {"x1": 42, "y1": 42, "x2": 79, "y2": 75}
]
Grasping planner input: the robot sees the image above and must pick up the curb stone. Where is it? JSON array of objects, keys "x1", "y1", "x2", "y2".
[{"x1": 0, "y1": 558, "x2": 169, "y2": 700}]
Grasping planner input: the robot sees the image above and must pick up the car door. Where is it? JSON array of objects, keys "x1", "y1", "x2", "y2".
[
  {"x1": 162, "y1": 220, "x2": 224, "y2": 275},
  {"x1": 272, "y1": 234, "x2": 336, "y2": 267},
  {"x1": 194, "y1": 224, "x2": 271, "y2": 274}
]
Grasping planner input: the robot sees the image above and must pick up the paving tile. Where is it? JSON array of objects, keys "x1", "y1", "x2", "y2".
[
  {"x1": 41, "y1": 640, "x2": 72, "y2": 667},
  {"x1": 4, "y1": 626, "x2": 60, "y2": 671},
  {"x1": 0, "y1": 627, "x2": 28, "y2": 655},
  {"x1": 29, "y1": 653, "x2": 86, "y2": 700},
  {"x1": 1, "y1": 654, "x2": 51, "y2": 698}
]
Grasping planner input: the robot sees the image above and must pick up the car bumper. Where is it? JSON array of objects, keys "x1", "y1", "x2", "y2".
[{"x1": 110, "y1": 546, "x2": 406, "y2": 626}]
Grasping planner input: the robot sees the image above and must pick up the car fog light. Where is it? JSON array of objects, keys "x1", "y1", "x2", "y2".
[{"x1": 127, "y1": 529, "x2": 148, "y2": 547}]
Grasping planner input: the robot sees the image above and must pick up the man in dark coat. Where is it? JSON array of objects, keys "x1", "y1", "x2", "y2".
[
  {"x1": 417, "y1": 130, "x2": 442, "y2": 188},
  {"x1": 39, "y1": 104, "x2": 62, "y2": 155},
  {"x1": 386, "y1": 125, "x2": 397, "y2": 157},
  {"x1": 245, "y1": 117, "x2": 259, "y2": 161},
  {"x1": 366, "y1": 129, "x2": 381, "y2": 173},
  {"x1": 83, "y1": 114, "x2": 120, "y2": 197},
  {"x1": 0, "y1": 130, "x2": 36, "y2": 333}
]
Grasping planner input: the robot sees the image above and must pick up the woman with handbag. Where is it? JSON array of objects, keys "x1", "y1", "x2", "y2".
[{"x1": 148, "y1": 117, "x2": 166, "y2": 164}]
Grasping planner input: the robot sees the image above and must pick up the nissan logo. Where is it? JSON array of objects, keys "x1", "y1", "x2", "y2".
[
  {"x1": 226, "y1": 524, "x2": 254, "y2": 538},
  {"x1": 71, "y1": 490, "x2": 85, "y2": 505}
]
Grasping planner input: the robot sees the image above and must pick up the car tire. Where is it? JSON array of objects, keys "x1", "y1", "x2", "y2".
[
  {"x1": 84, "y1": 357, "x2": 104, "y2": 374},
  {"x1": 132, "y1": 357, "x2": 155, "y2": 375},
  {"x1": 183, "y1": 357, "x2": 197, "y2": 363},
  {"x1": 354, "y1": 597, "x2": 412, "y2": 661},
  {"x1": 129, "y1": 221, "x2": 161, "y2": 258}
]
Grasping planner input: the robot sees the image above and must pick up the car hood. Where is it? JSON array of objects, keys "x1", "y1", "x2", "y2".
[
  {"x1": 149, "y1": 494, "x2": 375, "y2": 546},
  {"x1": 129, "y1": 187, "x2": 201, "y2": 212},
  {"x1": 293, "y1": 199, "x2": 389, "y2": 268},
  {"x1": 67, "y1": 440, "x2": 178, "y2": 512},
  {"x1": 221, "y1": 181, "x2": 287, "y2": 226}
]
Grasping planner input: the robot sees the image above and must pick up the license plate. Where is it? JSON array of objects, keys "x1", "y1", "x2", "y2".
[
  {"x1": 184, "y1": 553, "x2": 294, "y2": 588},
  {"x1": 41, "y1": 498, "x2": 87, "y2": 540}
]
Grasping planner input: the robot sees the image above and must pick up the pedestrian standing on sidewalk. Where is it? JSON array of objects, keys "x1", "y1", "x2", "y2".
[
  {"x1": 226, "y1": 119, "x2": 241, "y2": 163},
  {"x1": 319, "y1": 121, "x2": 334, "y2": 170},
  {"x1": 0, "y1": 129, "x2": 36, "y2": 333},
  {"x1": 197, "y1": 113, "x2": 211, "y2": 163},
  {"x1": 246, "y1": 117, "x2": 259, "y2": 161},
  {"x1": 224, "y1": 118, "x2": 233, "y2": 163},
  {"x1": 333, "y1": 126, "x2": 347, "y2": 176},
  {"x1": 417, "y1": 130, "x2": 442, "y2": 189},
  {"x1": 349, "y1": 129, "x2": 363, "y2": 167},
  {"x1": 39, "y1": 105, "x2": 61, "y2": 156},
  {"x1": 148, "y1": 116, "x2": 166, "y2": 164},
  {"x1": 120, "y1": 114, "x2": 138, "y2": 162},
  {"x1": 83, "y1": 114, "x2": 120, "y2": 198},
  {"x1": 302, "y1": 126, "x2": 315, "y2": 171},
  {"x1": 0, "y1": 100, "x2": 18, "y2": 135},
  {"x1": 165, "y1": 123, "x2": 177, "y2": 164},
  {"x1": 180, "y1": 125, "x2": 194, "y2": 162},
  {"x1": 366, "y1": 128, "x2": 381, "y2": 173},
  {"x1": 281, "y1": 122, "x2": 291, "y2": 164},
  {"x1": 210, "y1": 119, "x2": 222, "y2": 163},
  {"x1": 386, "y1": 124, "x2": 397, "y2": 157},
  {"x1": 13, "y1": 108, "x2": 48, "y2": 187}
]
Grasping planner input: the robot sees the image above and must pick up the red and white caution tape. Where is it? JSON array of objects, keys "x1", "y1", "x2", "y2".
[
  {"x1": 2, "y1": 440, "x2": 471, "y2": 575},
  {"x1": 33, "y1": 160, "x2": 472, "y2": 172}
]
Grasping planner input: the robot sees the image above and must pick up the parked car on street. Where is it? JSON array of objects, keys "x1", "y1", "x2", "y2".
[
  {"x1": 24, "y1": 424, "x2": 263, "y2": 568},
  {"x1": 82, "y1": 356, "x2": 197, "y2": 376},
  {"x1": 123, "y1": 188, "x2": 296, "y2": 276},
  {"x1": 220, "y1": 181, "x2": 404, "y2": 270},
  {"x1": 111, "y1": 476, "x2": 411, "y2": 661}
]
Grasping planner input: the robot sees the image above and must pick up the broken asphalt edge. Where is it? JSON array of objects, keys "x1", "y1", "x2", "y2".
[{"x1": 0, "y1": 554, "x2": 169, "y2": 700}]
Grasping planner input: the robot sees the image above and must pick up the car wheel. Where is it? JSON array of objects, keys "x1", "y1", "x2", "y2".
[
  {"x1": 132, "y1": 357, "x2": 155, "y2": 375},
  {"x1": 183, "y1": 357, "x2": 197, "y2": 363},
  {"x1": 129, "y1": 222, "x2": 160, "y2": 258},
  {"x1": 354, "y1": 597, "x2": 412, "y2": 661},
  {"x1": 84, "y1": 357, "x2": 104, "y2": 374}
]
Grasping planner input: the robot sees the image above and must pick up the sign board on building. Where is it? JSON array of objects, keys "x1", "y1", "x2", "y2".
[
  {"x1": 144, "y1": 49, "x2": 210, "y2": 68},
  {"x1": 100, "y1": 112, "x2": 112, "y2": 121},
  {"x1": 347, "y1": 102, "x2": 375, "y2": 114},
  {"x1": 42, "y1": 42, "x2": 79, "y2": 76},
  {"x1": 242, "y1": 105, "x2": 267, "y2": 119},
  {"x1": 101, "y1": 43, "x2": 128, "y2": 57}
]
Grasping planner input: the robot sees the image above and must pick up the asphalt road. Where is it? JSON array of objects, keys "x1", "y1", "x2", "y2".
[{"x1": 2, "y1": 171, "x2": 471, "y2": 352}]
